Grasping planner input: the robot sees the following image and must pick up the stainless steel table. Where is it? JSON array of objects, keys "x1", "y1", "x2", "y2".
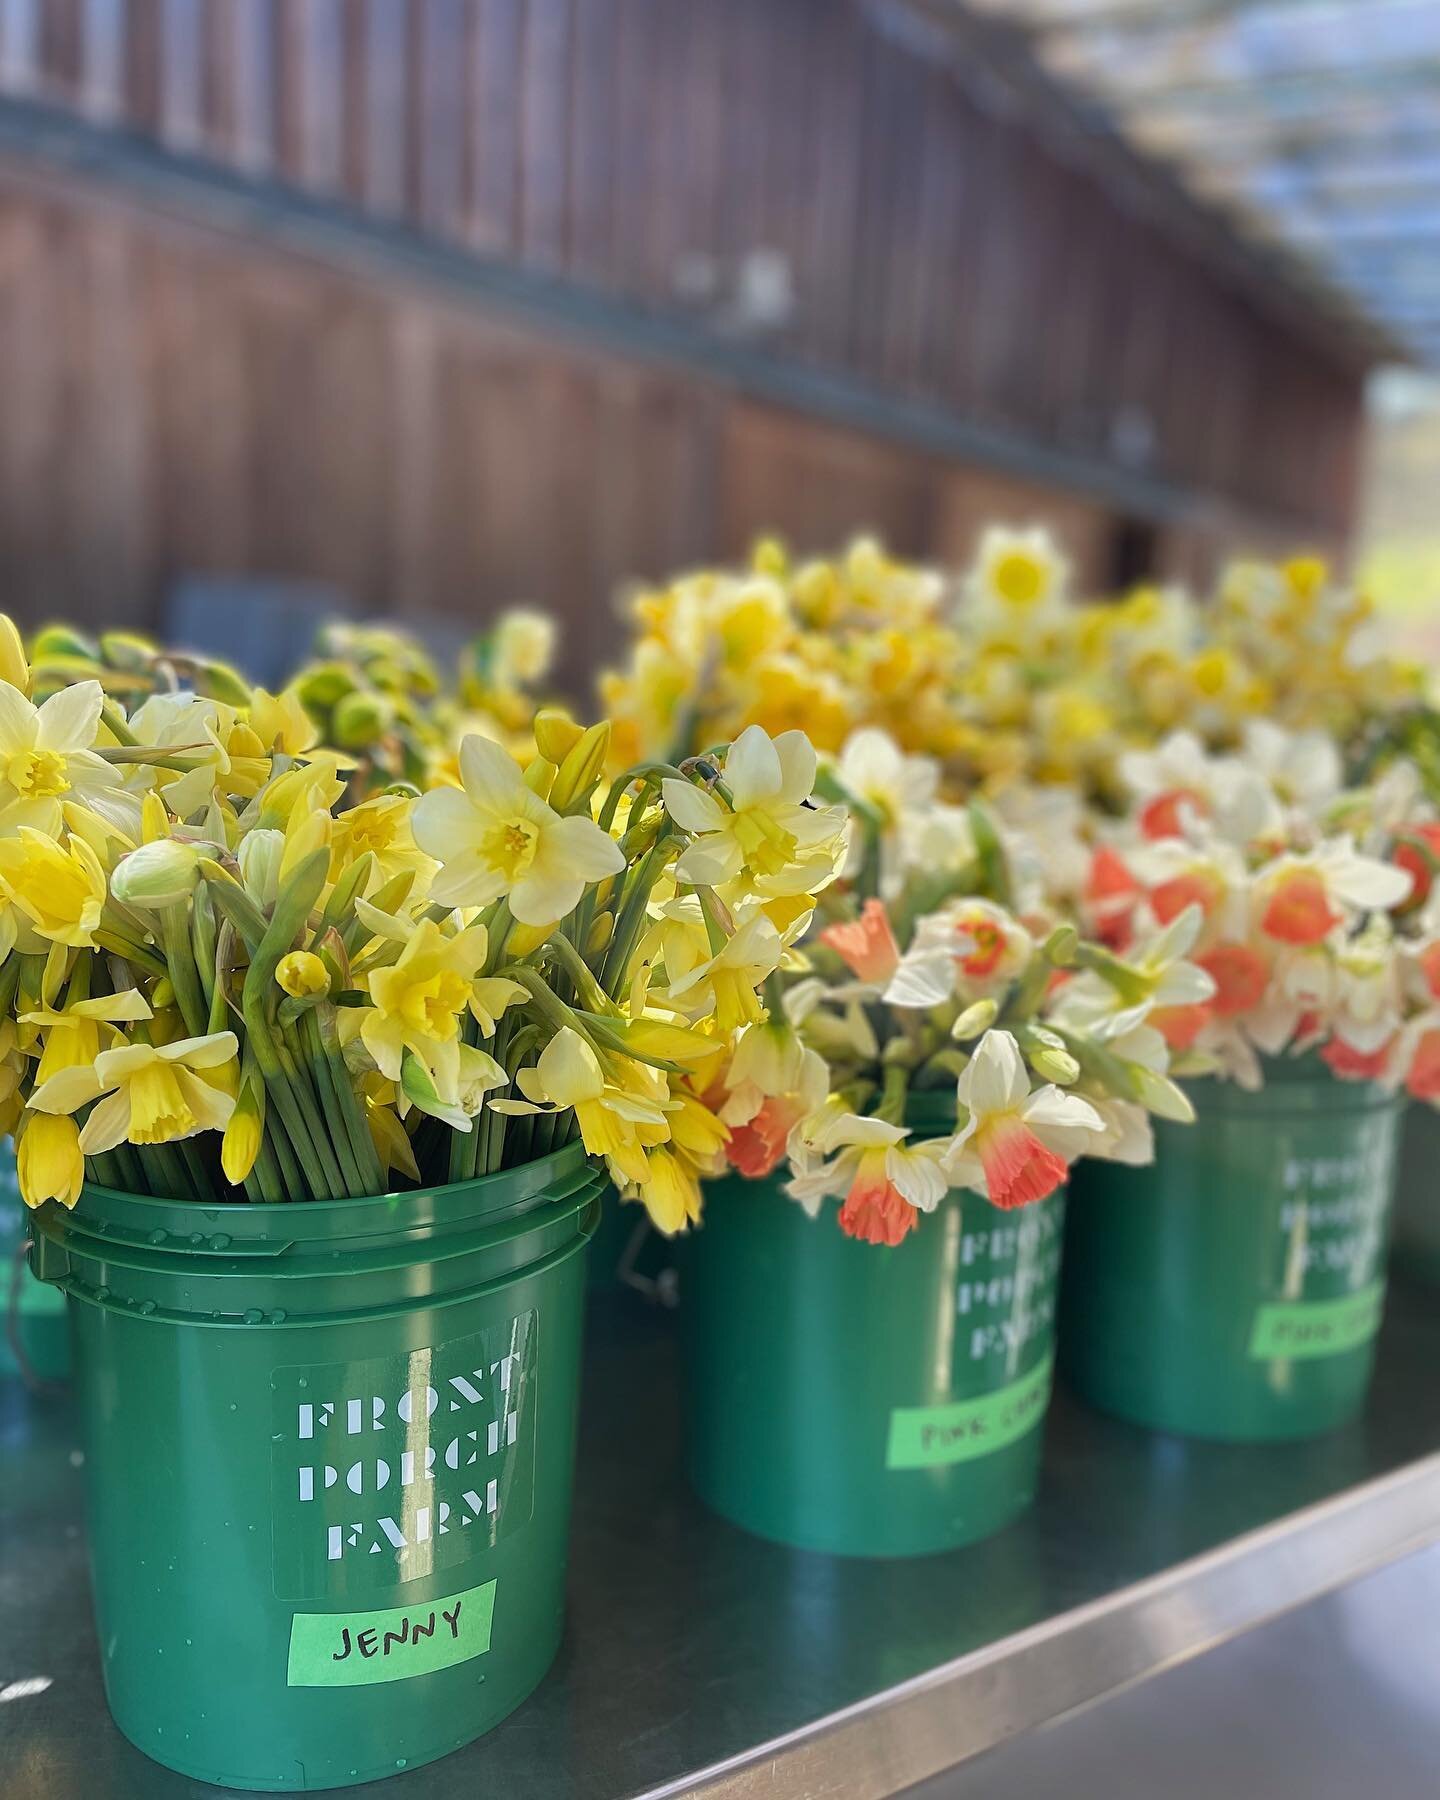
[{"x1": 5, "y1": 1276, "x2": 1440, "y2": 1799}]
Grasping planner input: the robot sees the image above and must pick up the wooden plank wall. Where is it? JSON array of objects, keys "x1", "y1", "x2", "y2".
[{"x1": 0, "y1": 0, "x2": 1367, "y2": 532}]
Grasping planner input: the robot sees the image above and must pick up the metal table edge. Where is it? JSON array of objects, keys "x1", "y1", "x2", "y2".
[{"x1": 637, "y1": 1449, "x2": 1440, "y2": 1800}]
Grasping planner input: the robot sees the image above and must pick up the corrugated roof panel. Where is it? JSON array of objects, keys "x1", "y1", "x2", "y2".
[{"x1": 967, "y1": 0, "x2": 1440, "y2": 364}]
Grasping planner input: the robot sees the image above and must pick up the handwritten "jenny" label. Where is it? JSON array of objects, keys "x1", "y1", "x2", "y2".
[
  {"x1": 886, "y1": 1355, "x2": 1054, "y2": 1470},
  {"x1": 1248, "y1": 1282, "x2": 1386, "y2": 1361},
  {"x1": 287, "y1": 1579, "x2": 497, "y2": 1687}
]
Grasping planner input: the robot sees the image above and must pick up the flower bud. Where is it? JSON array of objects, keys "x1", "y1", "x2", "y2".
[
  {"x1": 585, "y1": 911, "x2": 614, "y2": 958},
  {"x1": 332, "y1": 692, "x2": 392, "y2": 749},
  {"x1": 0, "y1": 613, "x2": 30, "y2": 695},
  {"x1": 550, "y1": 721, "x2": 612, "y2": 814},
  {"x1": 276, "y1": 950, "x2": 330, "y2": 999},
  {"x1": 951, "y1": 998, "x2": 998, "y2": 1041},
  {"x1": 295, "y1": 661, "x2": 357, "y2": 710},
  {"x1": 237, "y1": 828, "x2": 285, "y2": 908},
  {"x1": 533, "y1": 709, "x2": 584, "y2": 764},
  {"x1": 1029, "y1": 1046, "x2": 1080, "y2": 1085},
  {"x1": 111, "y1": 838, "x2": 203, "y2": 909},
  {"x1": 221, "y1": 1079, "x2": 264, "y2": 1186}
]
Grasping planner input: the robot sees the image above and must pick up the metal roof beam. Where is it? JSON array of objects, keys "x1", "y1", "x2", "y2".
[
  {"x1": 1194, "y1": 152, "x2": 1440, "y2": 206},
  {"x1": 966, "y1": 0, "x2": 1356, "y2": 28}
]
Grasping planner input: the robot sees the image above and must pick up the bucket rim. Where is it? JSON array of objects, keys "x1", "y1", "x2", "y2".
[{"x1": 67, "y1": 1136, "x2": 592, "y2": 1223}]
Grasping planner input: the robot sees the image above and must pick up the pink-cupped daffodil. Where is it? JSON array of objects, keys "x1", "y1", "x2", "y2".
[
  {"x1": 785, "y1": 1110, "x2": 951, "y2": 1246},
  {"x1": 662, "y1": 725, "x2": 847, "y2": 898},
  {"x1": 1253, "y1": 841, "x2": 1412, "y2": 948},
  {"x1": 412, "y1": 733, "x2": 623, "y2": 925},
  {"x1": 0, "y1": 677, "x2": 134, "y2": 836},
  {"x1": 945, "y1": 1031, "x2": 1102, "y2": 1211},
  {"x1": 27, "y1": 1030, "x2": 240, "y2": 1155},
  {"x1": 883, "y1": 898, "x2": 1034, "y2": 1009}
]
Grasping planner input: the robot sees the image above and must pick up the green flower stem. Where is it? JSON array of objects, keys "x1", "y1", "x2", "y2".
[
  {"x1": 876, "y1": 1063, "x2": 911, "y2": 1126},
  {"x1": 317, "y1": 1004, "x2": 384, "y2": 1194},
  {"x1": 275, "y1": 1034, "x2": 349, "y2": 1196},
  {"x1": 198, "y1": 864, "x2": 269, "y2": 953},
  {"x1": 109, "y1": 1142, "x2": 146, "y2": 1194},
  {"x1": 190, "y1": 885, "x2": 218, "y2": 1011},
  {"x1": 262, "y1": 1116, "x2": 305, "y2": 1203},
  {"x1": 161, "y1": 908, "x2": 208, "y2": 1038},
  {"x1": 542, "y1": 933, "x2": 613, "y2": 1015},
  {"x1": 135, "y1": 1140, "x2": 198, "y2": 1202},
  {"x1": 94, "y1": 930, "x2": 168, "y2": 980},
  {"x1": 176, "y1": 1135, "x2": 215, "y2": 1202},
  {"x1": 599, "y1": 833, "x2": 674, "y2": 995},
  {"x1": 301, "y1": 1010, "x2": 365, "y2": 1195}
]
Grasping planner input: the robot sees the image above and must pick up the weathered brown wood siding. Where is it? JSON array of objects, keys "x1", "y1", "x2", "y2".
[{"x1": 0, "y1": 0, "x2": 1368, "y2": 683}]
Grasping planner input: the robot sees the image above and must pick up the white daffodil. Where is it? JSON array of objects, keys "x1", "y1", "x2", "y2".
[
  {"x1": 965, "y1": 526, "x2": 1069, "y2": 636},
  {"x1": 412, "y1": 734, "x2": 623, "y2": 925},
  {"x1": 945, "y1": 1030, "x2": 1101, "y2": 1209},
  {"x1": 662, "y1": 725, "x2": 847, "y2": 898},
  {"x1": 884, "y1": 898, "x2": 1033, "y2": 1009},
  {"x1": 1052, "y1": 904, "x2": 1215, "y2": 1032},
  {"x1": 0, "y1": 678, "x2": 133, "y2": 836}
]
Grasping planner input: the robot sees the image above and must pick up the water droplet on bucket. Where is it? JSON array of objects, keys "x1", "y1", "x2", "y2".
[
  {"x1": 189, "y1": 1232, "x2": 203, "y2": 1246},
  {"x1": 95, "y1": 1286, "x2": 109, "y2": 1302},
  {"x1": 209, "y1": 1233, "x2": 231, "y2": 1251},
  {"x1": 243, "y1": 1308, "x2": 263, "y2": 1325},
  {"x1": 297, "y1": 1377, "x2": 308, "y2": 1389},
  {"x1": 270, "y1": 1309, "x2": 286, "y2": 1324},
  {"x1": 137, "y1": 1299, "x2": 157, "y2": 1316},
  {"x1": 148, "y1": 1230, "x2": 167, "y2": 1246},
  {"x1": 228, "y1": 1403, "x2": 237, "y2": 1413}
]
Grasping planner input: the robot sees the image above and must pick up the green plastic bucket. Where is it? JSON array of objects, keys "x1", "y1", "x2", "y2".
[
  {"x1": 29, "y1": 1143, "x2": 604, "y2": 1791},
  {"x1": 1062, "y1": 1059, "x2": 1402, "y2": 1442},
  {"x1": 3, "y1": 1144, "x2": 71, "y2": 1382},
  {"x1": 682, "y1": 1094, "x2": 1065, "y2": 1557},
  {"x1": 1391, "y1": 1101, "x2": 1440, "y2": 1284}
]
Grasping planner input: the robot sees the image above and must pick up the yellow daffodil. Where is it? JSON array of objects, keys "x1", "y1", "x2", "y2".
[
  {"x1": 21, "y1": 990, "x2": 152, "y2": 1083},
  {"x1": 412, "y1": 734, "x2": 623, "y2": 924},
  {"x1": 661, "y1": 909, "x2": 785, "y2": 1032},
  {"x1": 358, "y1": 920, "x2": 521, "y2": 1081},
  {"x1": 28, "y1": 1030, "x2": 240, "y2": 1152},
  {"x1": 0, "y1": 677, "x2": 133, "y2": 835},
  {"x1": 247, "y1": 684, "x2": 319, "y2": 755},
  {"x1": 625, "y1": 1144, "x2": 703, "y2": 1235},
  {"x1": 0, "y1": 828, "x2": 107, "y2": 949},
  {"x1": 17, "y1": 1111, "x2": 84, "y2": 1208},
  {"x1": 493, "y1": 1027, "x2": 669, "y2": 1185},
  {"x1": 330, "y1": 793, "x2": 436, "y2": 888},
  {"x1": 662, "y1": 725, "x2": 847, "y2": 896}
]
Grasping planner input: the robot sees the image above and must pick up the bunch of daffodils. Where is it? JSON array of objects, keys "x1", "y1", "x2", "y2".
[
  {"x1": 1061, "y1": 721, "x2": 1440, "y2": 1102},
  {"x1": 952, "y1": 533, "x2": 1423, "y2": 798},
  {"x1": 701, "y1": 726, "x2": 1201, "y2": 1246},
  {"x1": 598, "y1": 528, "x2": 1423, "y2": 810},
  {"x1": 4, "y1": 621, "x2": 845, "y2": 1226},
  {"x1": 599, "y1": 536, "x2": 970, "y2": 769},
  {"x1": 291, "y1": 609, "x2": 556, "y2": 790}
]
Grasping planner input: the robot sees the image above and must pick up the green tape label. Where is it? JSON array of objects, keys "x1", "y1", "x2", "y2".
[
  {"x1": 1248, "y1": 1283, "x2": 1385, "y2": 1360},
  {"x1": 887, "y1": 1355, "x2": 1053, "y2": 1470},
  {"x1": 287, "y1": 1579, "x2": 496, "y2": 1687}
]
